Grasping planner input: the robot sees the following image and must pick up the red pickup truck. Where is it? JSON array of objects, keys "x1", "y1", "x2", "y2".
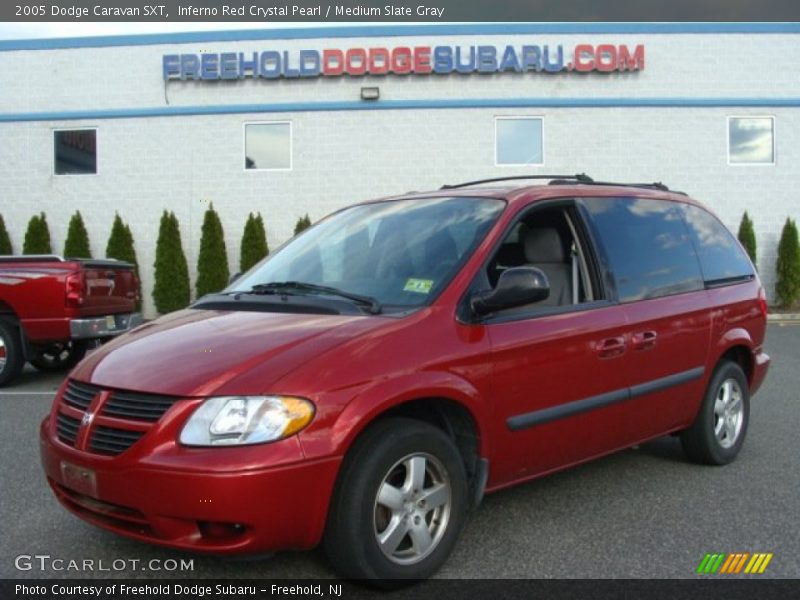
[{"x1": 0, "y1": 255, "x2": 141, "y2": 386}]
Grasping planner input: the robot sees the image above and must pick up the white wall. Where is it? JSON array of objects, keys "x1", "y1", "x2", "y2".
[{"x1": 0, "y1": 30, "x2": 797, "y2": 316}]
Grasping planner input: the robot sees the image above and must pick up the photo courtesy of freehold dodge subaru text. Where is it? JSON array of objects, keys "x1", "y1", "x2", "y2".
[{"x1": 39, "y1": 175, "x2": 769, "y2": 585}]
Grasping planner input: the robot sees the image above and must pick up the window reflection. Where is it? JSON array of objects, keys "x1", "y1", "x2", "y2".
[
  {"x1": 583, "y1": 198, "x2": 704, "y2": 302},
  {"x1": 245, "y1": 122, "x2": 291, "y2": 170},
  {"x1": 728, "y1": 117, "x2": 774, "y2": 164},
  {"x1": 496, "y1": 118, "x2": 543, "y2": 166},
  {"x1": 681, "y1": 204, "x2": 754, "y2": 283}
]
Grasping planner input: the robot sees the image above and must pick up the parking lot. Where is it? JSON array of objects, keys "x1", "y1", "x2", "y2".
[{"x1": 1, "y1": 323, "x2": 798, "y2": 580}]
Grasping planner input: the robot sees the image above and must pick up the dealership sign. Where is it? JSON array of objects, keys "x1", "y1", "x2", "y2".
[{"x1": 162, "y1": 44, "x2": 645, "y2": 80}]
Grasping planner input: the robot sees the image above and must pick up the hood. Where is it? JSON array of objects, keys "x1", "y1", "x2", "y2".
[{"x1": 73, "y1": 308, "x2": 388, "y2": 397}]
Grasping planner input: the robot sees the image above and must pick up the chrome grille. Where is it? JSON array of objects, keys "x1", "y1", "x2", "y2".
[
  {"x1": 56, "y1": 379, "x2": 182, "y2": 457},
  {"x1": 102, "y1": 390, "x2": 179, "y2": 422},
  {"x1": 63, "y1": 380, "x2": 100, "y2": 410},
  {"x1": 56, "y1": 413, "x2": 81, "y2": 446},
  {"x1": 89, "y1": 426, "x2": 145, "y2": 456}
]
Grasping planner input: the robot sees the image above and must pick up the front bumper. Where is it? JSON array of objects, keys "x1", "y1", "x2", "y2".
[
  {"x1": 70, "y1": 312, "x2": 143, "y2": 339},
  {"x1": 39, "y1": 418, "x2": 341, "y2": 554}
]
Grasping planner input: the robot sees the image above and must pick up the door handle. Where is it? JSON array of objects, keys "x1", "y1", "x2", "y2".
[
  {"x1": 596, "y1": 336, "x2": 626, "y2": 359},
  {"x1": 632, "y1": 330, "x2": 657, "y2": 351}
]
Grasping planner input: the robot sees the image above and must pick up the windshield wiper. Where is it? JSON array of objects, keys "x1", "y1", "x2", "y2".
[{"x1": 244, "y1": 281, "x2": 382, "y2": 315}]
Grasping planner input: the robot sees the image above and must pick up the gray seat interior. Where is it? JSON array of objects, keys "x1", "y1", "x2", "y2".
[{"x1": 522, "y1": 227, "x2": 572, "y2": 307}]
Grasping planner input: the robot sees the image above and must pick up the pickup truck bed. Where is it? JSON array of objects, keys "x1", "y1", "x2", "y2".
[{"x1": 0, "y1": 255, "x2": 141, "y2": 385}]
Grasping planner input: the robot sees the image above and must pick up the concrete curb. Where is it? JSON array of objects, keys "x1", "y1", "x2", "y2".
[{"x1": 768, "y1": 313, "x2": 800, "y2": 322}]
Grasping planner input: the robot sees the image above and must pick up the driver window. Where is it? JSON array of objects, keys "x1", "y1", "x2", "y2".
[{"x1": 486, "y1": 206, "x2": 599, "y2": 310}]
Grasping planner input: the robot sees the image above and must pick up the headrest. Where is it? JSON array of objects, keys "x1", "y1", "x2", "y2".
[{"x1": 523, "y1": 227, "x2": 566, "y2": 264}]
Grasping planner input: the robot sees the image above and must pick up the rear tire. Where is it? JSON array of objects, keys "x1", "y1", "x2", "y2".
[
  {"x1": 323, "y1": 417, "x2": 468, "y2": 586},
  {"x1": 29, "y1": 341, "x2": 87, "y2": 372},
  {"x1": 681, "y1": 361, "x2": 749, "y2": 465},
  {"x1": 0, "y1": 317, "x2": 25, "y2": 387}
]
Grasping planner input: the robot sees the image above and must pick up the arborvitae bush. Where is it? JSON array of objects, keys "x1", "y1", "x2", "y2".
[
  {"x1": 63, "y1": 211, "x2": 92, "y2": 258},
  {"x1": 737, "y1": 211, "x2": 757, "y2": 266},
  {"x1": 240, "y1": 212, "x2": 269, "y2": 272},
  {"x1": 0, "y1": 214, "x2": 12, "y2": 254},
  {"x1": 106, "y1": 214, "x2": 141, "y2": 308},
  {"x1": 776, "y1": 217, "x2": 800, "y2": 308},
  {"x1": 153, "y1": 211, "x2": 190, "y2": 314},
  {"x1": 294, "y1": 214, "x2": 312, "y2": 235},
  {"x1": 22, "y1": 213, "x2": 52, "y2": 254},
  {"x1": 196, "y1": 203, "x2": 230, "y2": 297},
  {"x1": 105, "y1": 214, "x2": 139, "y2": 271}
]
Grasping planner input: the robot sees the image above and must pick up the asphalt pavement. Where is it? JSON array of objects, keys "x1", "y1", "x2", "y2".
[{"x1": 1, "y1": 324, "x2": 797, "y2": 580}]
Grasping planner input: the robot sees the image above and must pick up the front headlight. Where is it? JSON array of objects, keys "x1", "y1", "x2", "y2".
[{"x1": 179, "y1": 396, "x2": 315, "y2": 446}]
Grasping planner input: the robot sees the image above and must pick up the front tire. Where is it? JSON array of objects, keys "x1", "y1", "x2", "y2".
[
  {"x1": 681, "y1": 361, "x2": 750, "y2": 465},
  {"x1": 324, "y1": 417, "x2": 468, "y2": 584}
]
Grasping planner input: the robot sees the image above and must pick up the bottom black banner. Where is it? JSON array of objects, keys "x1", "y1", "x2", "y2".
[{"x1": 3, "y1": 579, "x2": 799, "y2": 600}]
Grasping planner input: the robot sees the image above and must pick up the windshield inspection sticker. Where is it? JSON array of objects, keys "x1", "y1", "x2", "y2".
[{"x1": 404, "y1": 278, "x2": 434, "y2": 294}]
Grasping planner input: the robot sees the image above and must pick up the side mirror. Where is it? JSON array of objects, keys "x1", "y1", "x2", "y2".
[
  {"x1": 471, "y1": 267, "x2": 550, "y2": 316},
  {"x1": 229, "y1": 272, "x2": 241, "y2": 284}
]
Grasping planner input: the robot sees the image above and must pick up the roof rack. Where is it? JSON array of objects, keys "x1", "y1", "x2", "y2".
[
  {"x1": 549, "y1": 179, "x2": 686, "y2": 195},
  {"x1": 440, "y1": 174, "x2": 685, "y2": 195},
  {"x1": 440, "y1": 173, "x2": 594, "y2": 190}
]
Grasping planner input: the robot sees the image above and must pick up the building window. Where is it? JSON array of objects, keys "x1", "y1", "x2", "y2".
[
  {"x1": 244, "y1": 122, "x2": 292, "y2": 170},
  {"x1": 54, "y1": 129, "x2": 97, "y2": 175},
  {"x1": 495, "y1": 117, "x2": 543, "y2": 166},
  {"x1": 728, "y1": 116, "x2": 775, "y2": 165}
]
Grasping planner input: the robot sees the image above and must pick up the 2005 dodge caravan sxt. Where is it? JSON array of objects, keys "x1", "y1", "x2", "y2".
[{"x1": 40, "y1": 175, "x2": 770, "y2": 581}]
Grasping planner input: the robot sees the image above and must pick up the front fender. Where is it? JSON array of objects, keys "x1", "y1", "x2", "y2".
[{"x1": 298, "y1": 369, "x2": 491, "y2": 461}]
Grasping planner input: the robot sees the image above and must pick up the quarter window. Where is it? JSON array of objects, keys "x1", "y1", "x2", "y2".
[
  {"x1": 495, "y1": 117, "x2": 543, "y2": 166},
  {"x1": 728, "y1": 117, "x2": 774, "y2": 165},
  {"x1": 680, "y1": 204, "x2": 755, "y2": 285},
  {"x1": 583, "y1": 198, "x2": 704, "y2": 303},
  {"x1": 54, "y1": 129, "x2": 97, "y2": 175},
  {"x1": 244, "y1": 122, "x2": 291, "y2": 170}
]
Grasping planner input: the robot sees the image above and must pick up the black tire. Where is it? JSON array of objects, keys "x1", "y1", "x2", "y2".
[
  {"x1": 323, "y1": 417, "x2": 468, "y2": 585},
  {"x1": 29, "y1": 341, "x2": 87, "y2": 372},
  {"x1": 681, "y1": 361, "x2": 750, "y2": 465},
  {"x1": 0, "y1": 317, "x2": 25, "y2": 387}
]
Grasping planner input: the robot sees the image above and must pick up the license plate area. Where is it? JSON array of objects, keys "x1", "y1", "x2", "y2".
[{"x1": 60, "y1": 461, "x2": 97, "y2": 498}]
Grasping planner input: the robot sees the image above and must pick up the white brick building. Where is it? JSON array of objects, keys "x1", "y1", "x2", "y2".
[{"x1": 0, "y1": 24, "x2": 797, "y2": 316}]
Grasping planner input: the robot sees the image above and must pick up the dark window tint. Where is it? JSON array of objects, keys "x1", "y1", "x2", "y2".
[
  {"x1": 583, "y1": 197, "x2": 703, "y2": 302},
  {"x1": 680, "y1": 204, "x2": 754, "y2": 285},
  {"x1": 54, "y1": 130, "x2": 97, "y2": 175}
]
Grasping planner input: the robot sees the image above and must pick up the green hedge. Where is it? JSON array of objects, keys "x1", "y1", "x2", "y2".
[
  {"x1": 63, "y1": 211, "x2": 92, "y2": 258},
  {"x1": 196, "y1": 203, "x2": 230, "y2": 297},
  {"x1": 105, "y1": 214, "x2": 139, "y2": 272},
  {"x1": 240, "y1": 212, "x2": 269, "y2": 272},
  {"x1": 0, "y1": 214, "x2": 12, "y2": 254},
  {"x1": 776, "y1": 218, "x2": 800, "y2": 308},
  {"x1": 737, "y1": 211, "x2": 757, "y2": 266},
  {"x1": 22, "y1": 213, "x2": 52, "y2": 254},
  {"x1": 153, "y1": 211, "x2": 190, "y2": 314},
  {"x1": 294, "y1": 214, "x2": 312, "y2": 235}
]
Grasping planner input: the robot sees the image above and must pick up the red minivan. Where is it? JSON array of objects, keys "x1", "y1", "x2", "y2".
[{"x1": 40, "y1": 176, "x2": 769, "y2": 582}]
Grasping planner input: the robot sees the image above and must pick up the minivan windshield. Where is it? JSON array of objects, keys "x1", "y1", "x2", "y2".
[{"x1": 228, "y1": 197, "x2": 505, "y2": 313}]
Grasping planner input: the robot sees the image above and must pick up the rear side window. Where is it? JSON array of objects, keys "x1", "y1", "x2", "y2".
[
  {"x1": 680, "y1": 204, "x2": 755, "y2": 285},
  {"x1": 582, "y1": 197, "x2": 704, "y2": 302}
]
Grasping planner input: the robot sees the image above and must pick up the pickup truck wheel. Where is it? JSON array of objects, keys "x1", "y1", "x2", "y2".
[
  {"x1": 0, "y1": 318, "x2": 25, "y2": 386},
  {"x1": 29, "y1": 341, "x2": 87, "y2": 372},
  {"x1": 680, "y1": 361, "x2": 750, "y2": 465},
  {"x1": 324, "y1": 417, "x2": 467, "y2": 585}
]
